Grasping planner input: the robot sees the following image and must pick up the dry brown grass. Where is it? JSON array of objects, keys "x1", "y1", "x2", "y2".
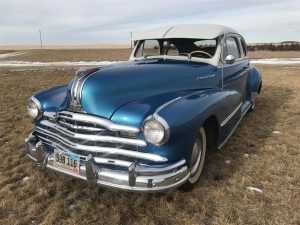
[
  {"x1": 248, "y1": 51, "x2": 300, "y2": 59},
  {"x1": 0, "y1": 49, "x2": 132, "y2": 62},
  {"x1": 0, "y1": 51, "x2": 299, "y2": 225},
  {"x1": 0, "y1": 44, "x2": 130, "y2": 50}
]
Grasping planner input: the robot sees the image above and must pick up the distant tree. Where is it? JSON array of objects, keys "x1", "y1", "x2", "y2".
[{"x1": 247, "y1": 42, "x2": 300, "y2": 51}]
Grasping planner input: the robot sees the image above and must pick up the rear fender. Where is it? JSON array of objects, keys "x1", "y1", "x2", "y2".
[{"x1": 247, "y1": 66, "x2": 262, "y2": 99}]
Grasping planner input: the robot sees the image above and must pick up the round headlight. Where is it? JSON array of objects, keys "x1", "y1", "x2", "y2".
[
  {"x1": 27, "y1": 98, "x2": 42, "y2": 120},
  {"x1": 143, "y1": 119, "x2": 166, "y2": 145}
]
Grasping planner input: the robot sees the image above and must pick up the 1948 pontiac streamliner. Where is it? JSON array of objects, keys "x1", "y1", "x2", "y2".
[{"x1": 25, "y1": 24, "x2": 262, "y2": 192}]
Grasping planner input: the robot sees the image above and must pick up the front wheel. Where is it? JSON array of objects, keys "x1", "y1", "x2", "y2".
[{"x1": 181, "y1": 127, "x2": 207, "y2": 190}]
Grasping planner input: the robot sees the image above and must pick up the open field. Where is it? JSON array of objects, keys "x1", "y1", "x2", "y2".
[
  {"x1": 0, "y1": 44, "x2": 130, "y2": 50},
  {"x1": 0, "y1": 49, "x2": 132, "y2": 62},
  {"x1": 0, "y1": 49, "x2": 300, "y2": 62},
  {"x1": 248, "y1": 51, "x2": 300, "y2": 59},
  {"x1": 0, "y1": 50, "x2": 299, "y2": 225}
]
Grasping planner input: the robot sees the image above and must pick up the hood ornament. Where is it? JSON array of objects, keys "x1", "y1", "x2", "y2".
[{"x1": 69, "y1": 67, "x2": 100, "y2": 112}]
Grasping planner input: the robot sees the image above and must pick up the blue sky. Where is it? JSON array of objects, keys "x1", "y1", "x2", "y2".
[{"x1": 0, "y1": 0, "x2": 299, "y2": 45}]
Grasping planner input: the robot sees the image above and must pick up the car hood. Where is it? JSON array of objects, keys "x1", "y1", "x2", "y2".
[{"x1": 79, "y1": 59, "x2": 218, "y2": 119}]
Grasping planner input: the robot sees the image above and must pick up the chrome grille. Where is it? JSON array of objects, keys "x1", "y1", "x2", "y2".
[{"x1": 33, "y1": 111, "x2": 168, "y2": 163}]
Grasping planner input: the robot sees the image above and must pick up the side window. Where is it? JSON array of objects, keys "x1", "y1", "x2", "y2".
[
  {"x1": 143, "y1": 40, "x2": 160, "y2": 56},
  {"x1": 194, "y1": 39, "x2": 216, "y2": 48},
  {"x1": 163, "y1": 41, "x2": 179, "y2": 56},
  {"x1": 134, "y1": 40, "x2": 160, "y2": 57},
  {"x1": 225, "y1": 37, "x2": 241, "y2": 59}
]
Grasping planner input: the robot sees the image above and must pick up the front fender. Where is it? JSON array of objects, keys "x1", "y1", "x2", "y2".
[
  {"x1": 113, "y1": 88, "x2": 242, "y2": 163},
  {"x1": 155, "y1": 88, "x2": 242, "y2": 162},
  {"x1": 33, "y1": 85, "x2": 68, "y2": 113}
]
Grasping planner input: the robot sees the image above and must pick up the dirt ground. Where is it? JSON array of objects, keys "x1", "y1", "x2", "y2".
[{"x1": 0, "y1": 50, "x2": 299, "y2": 225}]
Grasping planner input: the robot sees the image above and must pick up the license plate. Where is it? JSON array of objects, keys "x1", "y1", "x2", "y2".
[{"x1": 53, "y1": 150, "x2": 80, "y2": 174}]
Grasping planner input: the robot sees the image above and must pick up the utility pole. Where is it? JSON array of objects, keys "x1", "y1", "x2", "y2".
[
  {"x1": 130, "y1": 31, "x2": 132, "y2": 49},
  {"x1": 39, "y1": 29, "x2": 43, "y2": 49}
]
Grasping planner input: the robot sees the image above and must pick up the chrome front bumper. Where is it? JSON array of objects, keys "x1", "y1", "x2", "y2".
[{"x1": 25, "y1": 133, "x2": 190, "y2": 192}]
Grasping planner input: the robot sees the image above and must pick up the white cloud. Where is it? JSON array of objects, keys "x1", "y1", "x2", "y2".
[{"x1": 0, "y1": 0, "x2": 299, "y2": 44}]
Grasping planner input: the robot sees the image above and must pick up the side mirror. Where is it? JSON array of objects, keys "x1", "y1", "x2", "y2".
[{"x1": 225, "y1": 55, "x2": 235, "y2": 64}]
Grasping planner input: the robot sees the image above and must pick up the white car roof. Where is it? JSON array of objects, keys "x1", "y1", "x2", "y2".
[{"x1": 132, "y1": 24, "x2": 238, "y2": 40}]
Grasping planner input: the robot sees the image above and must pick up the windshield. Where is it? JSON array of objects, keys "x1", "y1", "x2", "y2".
[{"x1": 134, "y1": 38, "x2": 217, "y2": 59}]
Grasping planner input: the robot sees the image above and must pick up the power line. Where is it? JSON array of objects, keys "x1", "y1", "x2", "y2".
[{"x1": 39, "y1": 29, "x2": 43, "y2": 49}]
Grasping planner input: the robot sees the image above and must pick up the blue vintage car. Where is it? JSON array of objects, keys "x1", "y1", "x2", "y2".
[{"x1": 25, "y1": 24, "x2": 262, "y2": 192}]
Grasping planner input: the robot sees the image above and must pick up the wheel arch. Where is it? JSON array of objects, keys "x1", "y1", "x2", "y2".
[
  {"x1": 247, "y1": 66, "x2": 262, "y2": 99},
  {"x1": 202, "y1": 115, "x2": 219, "y2": 151}
]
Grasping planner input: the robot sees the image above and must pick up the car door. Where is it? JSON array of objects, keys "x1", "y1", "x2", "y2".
[{"x1": 222, "y1": 36, "x2": 248, "y2": 102}]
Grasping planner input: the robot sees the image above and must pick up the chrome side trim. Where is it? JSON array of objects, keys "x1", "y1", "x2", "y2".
[
  {"x1": 35, "y1": 127, "x2": 167, "y2": 162},
  {"x1": 242, "y1": 102, "x2": 251, "y2": 116},
  {"x1": 218, "y1": 117, "x2": 242, "y2": 149},
  {"x1": 39, "y1": 120, "x2": 147, "y2": 147},
  {"x1": 154, "y1": 96, "x2": 182, "y2": 115},
  {"x1": 220, "y1": 102, "x2": 242, "y2": 127},
  {"x1": 58, "y1": 111, "x2": 140, "y2": 133}
]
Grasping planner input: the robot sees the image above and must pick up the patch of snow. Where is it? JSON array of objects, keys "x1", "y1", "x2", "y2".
[
  {"x1": 69, "y1": 204, "x2": 75, "y2": 210},
  {"x1": 0, "y1": 52, "x2": 24, "y2": 59},
  {"x1": 22, "y1": 176, "x2": 30, "y2": 182},
  {"x1": 224, "y1": 160, "x2": 231, "y2": 164},
  {"x1": 0, "y1": 60, "x2": 117, "y2": 67},
  {"x1": 243, "y1": 153, "x2": 249, "y2": 158},
  {"x1": 246, "y1": 186, "x2": 263, "y2": 193},
  {"x1": 250, "y1": 58, "x2": 300, "y2": 65},
  {"x1": 272, "y1": 130, "x2": 282, "y2": 134},
  {"x1": 1, "y1": 58, "x2": 299, "y2": 67}
]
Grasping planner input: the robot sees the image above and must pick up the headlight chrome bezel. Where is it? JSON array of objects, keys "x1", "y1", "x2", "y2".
[
  {"x1": 143, "y1": 115, "x2": 170, "y2": 146},
  {"x1": 27, "y1": 96, "x2": 43, "y2": 121}
]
